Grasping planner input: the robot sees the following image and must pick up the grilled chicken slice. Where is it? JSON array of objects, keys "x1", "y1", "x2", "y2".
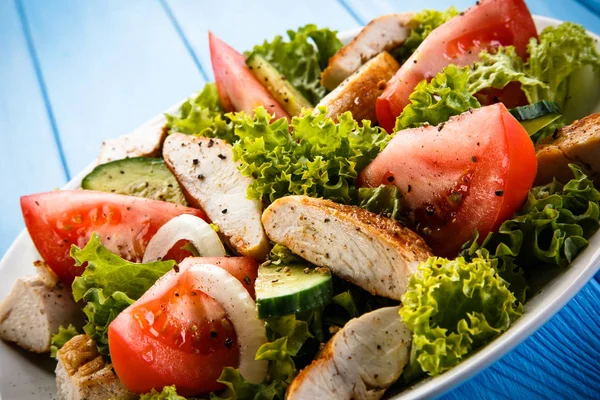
[
  {"x1": 98, "y1": 115, "x2": 168, "y2": 164},
  {"x1": 321, "y1": 13, "x2": 414, "y2": 91},
  {"x1": 0, "y1": 262, "x2": 83, "y2": 353},
  {"x1": 287, "y1": 306, "x2": 411, "y2": 400},
  {"x1": 56, "y1": 334, "x2": 136, "y2": 400},
  {"x1": 317, "y1": 52, "x2": 400, "y2": 123},
  {"x1": 262, "y1": 196, "x2": 432, "y2": 300},
  {"x1": 163, "y1": 133, "x2": 270, "y2": 259},
  {"x1": 535, "y1": 113, "x2": 600, "y2": 186}
]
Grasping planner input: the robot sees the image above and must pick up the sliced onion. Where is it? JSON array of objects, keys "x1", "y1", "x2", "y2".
[
  {"x1": 184, "y1": 264, "x2": 268, "y2": 384},
  {"x1": 143, "y1": 214, "x2": 226, "y2": 263}
]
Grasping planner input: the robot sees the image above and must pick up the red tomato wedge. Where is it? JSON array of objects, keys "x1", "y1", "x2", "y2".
[
  {"x1": 359, "y1": 103, "x2": 537, "y2": 257},
  {"x1": 108, "y1": 257, "x2": 258, "y2": 395},
  {"x1": 21, "y1": 191, "x2": 206, "y2": 284},
  {"x1": 376, "y1": 0, "x2": 537, "y2": 132},
  {"x1": 209, "y1": 31, "x2": 290, "y2": 120}
]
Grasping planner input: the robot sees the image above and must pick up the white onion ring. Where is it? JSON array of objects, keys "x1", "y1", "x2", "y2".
[
  {"x1": 143, "y1": 214, "x2": 226, "y2": 263},
  {"x1": 183, "y1": 264, "x2": 268, "y2": 384}
]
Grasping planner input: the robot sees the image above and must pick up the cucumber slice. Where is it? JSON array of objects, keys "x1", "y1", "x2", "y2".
[
  {"x1": 256, "y1": 263, "x2": 333, "y2": 318},
  {"x1": 519, "y1": 113, "x2": 562, "y2": 136},
  {"x1": 246, "y1": 53, "x2": 313, "y2": 116},
  {"x1": 509, "y1": 101, "x2": 560, "y2": 121},
  {"x1": 82, "y1": 157, "x2": 187, "y2": 205},
  {"x1": 509, "y1": 101, "x2": 562, "y2": 136}
]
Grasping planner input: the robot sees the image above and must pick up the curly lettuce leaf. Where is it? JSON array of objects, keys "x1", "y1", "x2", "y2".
[
  {"x1": 465, "y1": 165, "x2": 600, "y2": 269},
  {"x1": 467, "y1": 46, "x2": 546, "y2": 97},
  {"x1": 78, "y1": 290, "x2": 135, "y2": 356},
  {"x1": 400, "y1": 256, "x2": 523, "y2": 377},
  {"x1": 250, "y1": 25, "x2": 342, "y2": 104},
  {"x1": 396, "y1": 64, "x2": 481, "y2": 130},
  {"x1": 358, "y1": 184, "x2": 403, "y2": 219},
  {"x1": 165, "y1": 83, "x2": 237, "y2": 143},
  {"x1": 50, "y1": 324, "x2": 80, "y2": 358},
  {"x1": 230, "y1": 106, "x2": 390, "y2": 204},
  {"x1": 465, "y1": 23, "x2": 599, "y2": 115},
  {"x1": 526, "y1": 22, "x2": 600, "y2": 108},
  {"x1": 459, "y1": 242, "x2": 529, "y2": 304},
  {"x1": 70, "y1": 233, "x2": 175, "y2": 354},
  {"x1": 268, "y1": 244, "x2": 305, "y2": 265},
  {"x1": 211, "y1": 313, "x2": 313, "y2": 400},
  {"x1": 392, "y1": 7, "x2": 458, "y2": 63},
  {"x1": 211, "y1": 368, "x2": 282, "y2": 400},
  {"x1": 140, "y1": 386, "x2": 186, "y2": 400}
]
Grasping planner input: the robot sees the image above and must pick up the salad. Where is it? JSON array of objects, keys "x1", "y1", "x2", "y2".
[{"x1": 1, "y1": 0, "x2": 600, "y2": 399}]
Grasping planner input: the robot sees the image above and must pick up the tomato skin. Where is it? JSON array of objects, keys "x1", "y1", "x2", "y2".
[
  {"x1": 376, "y1": 0, "x2": 537, "y2": 132},
  {"x1": 21, "y1": 191, "x2": 206, "y2": 284},
  {"x1": 359, "y1": 103, "x2": 537, "y2": 257},
  {"x1": 209, "y1": 32, "x2": 290, "y2": 120},
  {"x1": 109, "y1": 257, "x2": 257, "y2": 395}
]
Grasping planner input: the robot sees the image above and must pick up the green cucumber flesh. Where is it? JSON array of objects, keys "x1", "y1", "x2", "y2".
[
  {"x1": 256, "y1": 263, "x2": 333, "y2": 318},
  {"x1": 246, "y1": 53, "x2": 312, "y2": 116},
  {"x1": 82, "y1": 157, "x2": 187, "y2": 205},
  {"x1": 520, "y1": 113, "x2": 562, "y2": 136}
]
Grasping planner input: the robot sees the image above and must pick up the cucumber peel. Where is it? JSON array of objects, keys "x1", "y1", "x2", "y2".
[
  {"x1": 82, "y1": 157, "x2": 187, "y2": 204},
  {"x1": 246, "y1": 53, "x2": 313, "y2": 116},
  {"x1": 509, "y1": 101, "x2": 562, "y2": 136},
  {"x1": 256, "y1": 263, "x2": 333, "y2": 318},
  {"x1": 509, "y1": 101, "x2": 561, "y2": 121}
]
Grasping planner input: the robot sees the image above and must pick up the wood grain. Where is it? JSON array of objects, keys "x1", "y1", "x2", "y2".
[
  {"x1": 164, "y1": 0, "x2": 361, "y2": 81},
  {"x1": 0, "y1": 0, "x2": 66, "y2": 256},
  {"x1": 19, "y1": 0, "x2": 206, "y2": 175},
  {"x1": 441, "y1": 279, "x2": 600, "y2": 399}
]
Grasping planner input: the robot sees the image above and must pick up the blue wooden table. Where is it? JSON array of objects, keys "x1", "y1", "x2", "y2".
[{"x1": 1, "y1": 0, "x2": 599, "y2": 398}]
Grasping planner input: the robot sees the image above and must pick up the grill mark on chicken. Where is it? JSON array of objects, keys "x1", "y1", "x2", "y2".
[{"x1": 56, "y1": 335, "x2": 136, "y2": 400}]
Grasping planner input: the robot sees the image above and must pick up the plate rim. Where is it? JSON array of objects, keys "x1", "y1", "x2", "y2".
[{"x1": 1, "y1": 14, "x2": 599, "y2": 400}]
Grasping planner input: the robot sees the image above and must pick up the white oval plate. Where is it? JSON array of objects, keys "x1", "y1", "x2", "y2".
[{"x1": 1, "y1": 15, "x2": 599, "y2": 400}]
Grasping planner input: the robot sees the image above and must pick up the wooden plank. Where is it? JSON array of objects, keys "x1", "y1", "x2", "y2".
[
  {"x1": 164, "y1": 0, "x2": 361, "y2": 80},
  {"x1": 20, "y1": 0, "x2": 206, "y2": 175},
  {"x1": 0, "y1": 0, "x2": 66, "y2": 256},
  {"x1": 343, "y1": 0, "x2": 600, "y2": 32}
]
